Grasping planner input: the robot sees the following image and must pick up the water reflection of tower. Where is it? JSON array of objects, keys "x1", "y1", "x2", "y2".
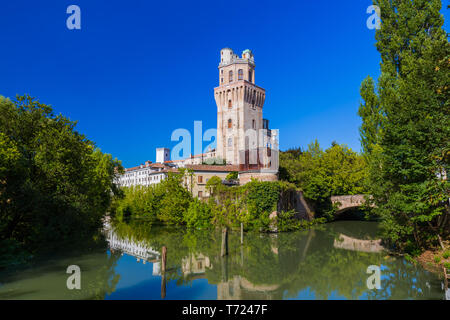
[{"x1": 180, "y1": 253, "x2": 280, "y2": 299}]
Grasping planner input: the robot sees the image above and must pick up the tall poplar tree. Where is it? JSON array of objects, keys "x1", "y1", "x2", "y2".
[{"x1": 360, "y1": 0, "x2": 449, "y2": 251}]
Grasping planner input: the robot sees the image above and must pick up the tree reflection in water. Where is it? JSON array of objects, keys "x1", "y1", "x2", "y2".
[
  {"x1": 0, "y1": 236, "x2": 121, "y2": 300},
  {"x1": 109, "y1": 220, "x2": 444, "y2": 300}
]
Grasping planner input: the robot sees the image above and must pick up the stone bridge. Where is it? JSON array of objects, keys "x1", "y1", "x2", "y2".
[{"x1": 331, "y1": 194, "x2": 368, "y2": 213}]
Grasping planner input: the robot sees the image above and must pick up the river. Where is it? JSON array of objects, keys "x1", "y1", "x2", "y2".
[{"x1": 0, "y1": 220, "x2": 446, "y2": 300}]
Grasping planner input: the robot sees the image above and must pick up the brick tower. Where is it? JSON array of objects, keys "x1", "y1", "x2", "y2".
[{"x1": 214, "y1": 48, "x2": 267, "y2": 165}]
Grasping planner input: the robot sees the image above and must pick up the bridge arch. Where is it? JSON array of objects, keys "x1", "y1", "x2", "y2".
[{"x1": 331, "y1": 194, "x2": 368, "y2": 214}]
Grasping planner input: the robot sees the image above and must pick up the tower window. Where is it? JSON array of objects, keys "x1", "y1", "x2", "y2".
[
  {"x1": 252, "y1": 119, "x2": 256, "y2": 129},
  {"x1": 229, "y1": 70, "x2": 233, "y2": 82},
  {"x1": 221, "y1": 78, "x2": 223, "y2": 83},
  {"x1": 228, "y1": 100, "x2": 232, "y2": 109},
  {"x1": 228, "y1": 137, "x2": 233, "y2": 147},
  {"x1": 238, "y1": 69, "x2": 243, "y2": 80},
  {"x1": 248, "y1": 70, "x2": 253, "y2": 83},
  {"x1": 228, "y1": 119, "x2": 232, "y2": 128}
]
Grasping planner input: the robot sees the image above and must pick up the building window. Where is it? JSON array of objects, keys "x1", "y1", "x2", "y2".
[
  {"x1": 228, "y1": 100, "x2": 232, "y2": 109},
  {"x1": 248, "y1": 70, "x2": 253, "y2": 83},
  {"x1": 198, "y1": 176, "x2": 203, "y2": 183},
  {"x1": 228, "y1": 119, "x2": 232, "y2": 128},
  {"x1": 238, "y1": 69, "x2": 243, "y2": 80},
  {"x1": 252, "y1": 119, "x2": 256, "y2": 129},
  {"x1": 221, "y1": 78, "x2": 223, "y2": 83},
  {"x1": 229, "y1": 70, "x2": 233, "y2": 82},
  {"x1": 228, "y1": 137, "x2": 232, "y2": 147},
  {"x1": 198, "y1": 191, "x2": 203, "y2": 198}
]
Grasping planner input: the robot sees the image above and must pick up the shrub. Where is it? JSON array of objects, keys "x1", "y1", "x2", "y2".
[{"x1": 184, "y1": 199, "x2": 213, "y2": 229}]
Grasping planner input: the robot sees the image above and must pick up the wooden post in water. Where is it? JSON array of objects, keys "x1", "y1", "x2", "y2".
[
  {"x1": 221, "y1": 227, "x2": 228, "y2": 257},
  {"x1": 161, "y1": 246, "x2": 167, "y2": 299},
  {"x1": 240, "y1": 223, "x2": 244, "y2": 245},
  {"x1": 161, "y1": 246, "x2": 167, "y2": 272}
]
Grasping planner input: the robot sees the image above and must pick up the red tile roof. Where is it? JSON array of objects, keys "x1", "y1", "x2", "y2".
[
  {"x1": 125, "y1": 166, "x2": 141, "y2": 172},
  {"x1": 150, "y1": 163, "x2": 165, "y2": 168}
]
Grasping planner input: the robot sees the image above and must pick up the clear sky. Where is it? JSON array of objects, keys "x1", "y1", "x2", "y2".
[{"x1": 1, "y1": 1, "x2": 448, "y2": 168}]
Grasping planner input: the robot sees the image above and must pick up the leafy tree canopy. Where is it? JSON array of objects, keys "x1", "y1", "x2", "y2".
[{"x1": 0, "y1": 95, "x2": 123, "y2": 255}]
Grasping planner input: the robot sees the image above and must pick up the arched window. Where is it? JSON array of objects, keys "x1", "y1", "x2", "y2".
[
  {"x1": 228, "y1": 137, "x2": 233, "y2": 147},
  {"x1": 238, "y1": 69, "x2": 243, "y2": 80},
  {"x1": 229, "y1": 70, "x2": 233, "y2": 82},
  {"x1": 228, "y1": 119, "x2": 232, "y2": 128},
  {"x1": 228, "y1": 100, "x2": 232, "y2": 109}
]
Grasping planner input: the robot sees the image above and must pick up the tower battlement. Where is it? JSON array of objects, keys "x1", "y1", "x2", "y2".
[
  {"x1": 218, "y1": 48, "x2": 256, "y2": 86},
  {"x1": 219, "y1": 48, "x2": 255, "y2": 66}
]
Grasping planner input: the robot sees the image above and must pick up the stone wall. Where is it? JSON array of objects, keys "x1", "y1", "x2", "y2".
[{"x1": 277, "y1": 190, "x2": 314, "y2": 221}]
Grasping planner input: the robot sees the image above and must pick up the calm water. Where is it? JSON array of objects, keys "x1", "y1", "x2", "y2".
[{"x1": 0, "y1": 220, "x2": 446, "y2": 300}]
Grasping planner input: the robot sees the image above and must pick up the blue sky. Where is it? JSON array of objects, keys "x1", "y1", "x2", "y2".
[{"x1": 1, "y1": 1, "x2": 448, "y2": 168}]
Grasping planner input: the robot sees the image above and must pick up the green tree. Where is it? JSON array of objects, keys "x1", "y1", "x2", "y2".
[
  {"x1": 205, "y1": 175, "x2": 224, "y2": 196},
  {"x1": 360, "y1": 0, "x2": 450, "y2": 251},
  {"x1": 156, "y1": 172, "x2": 193, "y2": 225},
  {"x1": 279, "y1": 140, "x2": 368, "y2": 219},
  {"x1": 225, "y1": 171, "x2": 238, "y2": 180},
  {"x1": 0, "y1": 95, "x2": 123, "y2": 254},
  {"x1": 358, "y1": 76, "x2": 383, "y2": 156}
]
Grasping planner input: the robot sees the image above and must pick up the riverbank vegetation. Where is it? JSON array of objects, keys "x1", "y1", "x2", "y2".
[
  {"x1": 111, "y1": 173, "x2": 324, "y2": 232},
  {"x1": 417, "y1": 243, "x2": 450, "y2": 275},
  {"x1": 358, "y1": 0, "x2": 449, "y2": 254},
  {"x1": 0, "y1": 95, "x2": 122, "y2": 266}
]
